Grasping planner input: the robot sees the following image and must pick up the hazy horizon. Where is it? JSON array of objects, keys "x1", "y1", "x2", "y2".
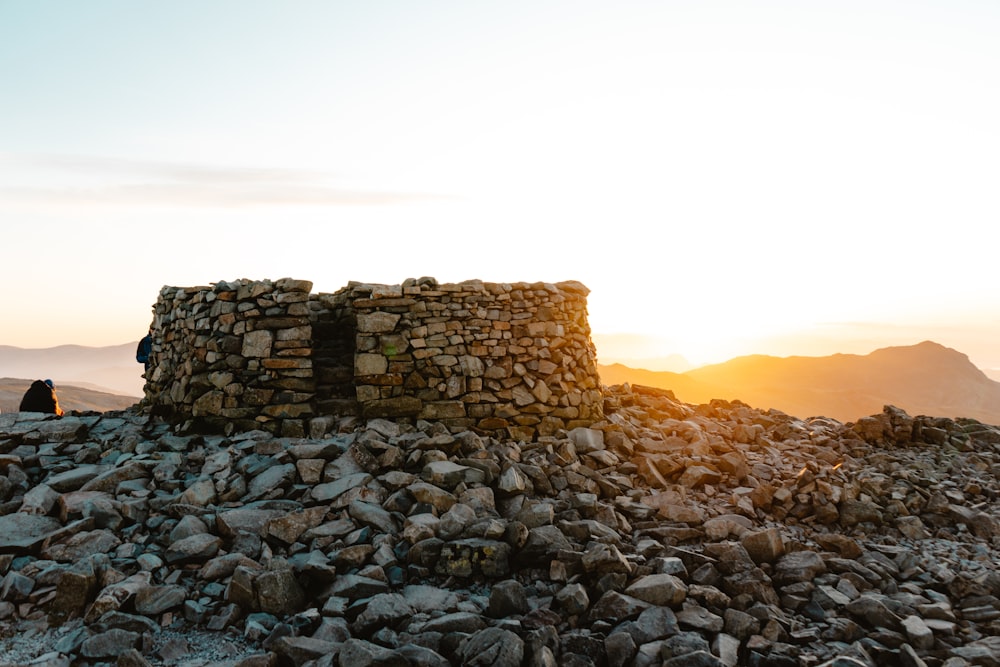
[
  {"x1": 4, "y1": 335, "x2": 1000, "y2": 392},
  {"x1": 593, "y1": 328, "x2": 1000, "y2": 377},
  {"x1": 4, "y1": 2, "x2": 998, "y2": 368},
  {"x1": 4, "y1": 316, "x2": 1000, "y2": 379}
]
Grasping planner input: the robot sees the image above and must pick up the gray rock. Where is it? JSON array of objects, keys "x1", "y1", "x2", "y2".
[
  {"x1": 0, "y1": 514, "x2": 65, "y2": 553},
  {"x1": 79, "y1": 628, "x2": 140, "y2": 658},
  {"x1": 901, "y1": 614, "x2": 934, "y2": 650},
  {"x1": 723, "y1": 608, "x2": 760, "y2": 640},
  {"x1": 42, "y1": 528, "x2": 121, "y2": 561},
  {"x1": 675, "y1": 602, "x2": 724, "y2": 632},
  {"x1": 407, "y1": 481, "x2": 458, "y2": 512},
  {"x1": 663, "y1": 649, "x2": 725, "y2": 667},
  {"x1": 46, "y1": 463, "x2": 107, "y2": 493},
  {"x1": 569, "y1": 427, "x2": 605, "y2": 454},
  {"x1": 773, "y1": 550, "x2": 827, "y2": 587},
  {"x1": 271, "y1": 635, "x2": 340, "y2": 665},
  {"x1": 588, "y1": 591, "x2": 652, "y2": 623},
  {"x1": 949, "y1": 635, "x2": 1000, "y2": 666},
  {"x1": 96, "y1": 611, "x2": 160, "y2": 634},
  {"x1": 22, "y1": 652, "x2": 72, "y2": 667},
  {"x1": 625, "y1": 606, "x2": 681, "y2": 644},
  {"x1": 846, "y1": 595, "x2": 903, "y2": 631},
  {"x1": 169, "y1": 514, "x2": 210, "y2": 542},
  {"x1": 32, "y1": 417, "x2": 89, "y2": 443},
  {"x1": 678, "y1": 465, "x2": 722, "y2": 489},
  {"x1": 134, "y1": 584, "x2": 186, "y2": 615},
  {"x1": 48, "y1": 562, "x2": 97, "y2": 620},
  {"x1": 459, "y1": 627, "x2": 525, "y2": 667},
  {"x1": 712, "y1": 633, "x2": 740, "y2": 667},
  {"x1": 898, "y1": 643, "x2": 930, "y2": 667},
  {"x1": 246, "y1": 462, "x2": 296, "y2": 500},
  {"x1": 396, "y1": 644, "x2": 451, "y2": 667},
  {"x1": 418, "y1": 611, "x2": 488, "y2": 634},
  {"x1": 199, "y1": 552, "x2": 262, "y2": 580},
  {"x1": 437, "y1": 502, "x2": 476, "y2": 540},
  {"x1": 312, "y1": 472, "x2": 374, "y2": 504},
  {"x1": 177, "y1": 477, "x2": 217, "y2": 505},
  {"x1": 660, "y1": 631, "x2": 710, "y2": 659},
  {"x1": 555, "y1": 582, "x2": 590, "y2": 616},
  {"x1": 337, "y1": 638, "x2": 407, "y2": 667},
  {"x1": 839, "y1": 499, "x2": 883, "y2": 526},
  {"x1": 815, "y1": 658, "x2": 875, "y2": 667},
  {"x1": 348, "y1": 499, "x2": 398, "y2": 534},
  {"x1": 165, "y1": 532, "x2": 222, "y2": 563},
  {"x1": 401, "y1": 584, "x2": 462, "y2": 613},
  {"x1": 327, "y1": 574, "x2": 390, "y2": 599},
  {"x1": 625, "y1": 573, "x2": 688, "y2": 607},
  {"x1": 115, "y1": 648, "x2": 153, "y2": 667},
  {"x1": 351, "y1": 592, "x2": 414, "y2": 635},
  {"x1": 515, "y1": 501, "x2": 555, "y2": 529},
  {"x1": 605, "y1": 631, "x2": 638, "y2": 667},
  {"x1": 217, "y1": 506, "x2": 290, "y2": 538},
  {"x1": 703, "y1": 542, "x2": 756, "y2": 575},
  {"x1": 740, "y1": 527, "x2": 785, "y2": 564},
  {"x1": 79, "y1": 463, "x2": 147, "y2": 493},
  {"x1": 1, "y1": 575, "x2": 33, "y2": 612},
  {"x1": 256, "y1": 566, "x2": 306, "y2": 615},
  {"x1": 421, "y1": 460, "x2": 485, "y2": 489},
  {"x1": 514, "y1": 525, "x2": 573, "y2": 566}
]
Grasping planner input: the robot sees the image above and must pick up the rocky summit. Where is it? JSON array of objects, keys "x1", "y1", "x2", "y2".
[{"x1": 1, "y1": 386, "x2": 999, "y2": 667}]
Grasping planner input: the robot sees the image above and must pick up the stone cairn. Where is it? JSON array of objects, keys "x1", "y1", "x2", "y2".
[{"x1": 143, "y1": 278, "x2": 604, "y2": 442}]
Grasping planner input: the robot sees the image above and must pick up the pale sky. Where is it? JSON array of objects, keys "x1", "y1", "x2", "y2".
[{"x1": 3, "y1": 1, "x2": 999, "y2": 371}]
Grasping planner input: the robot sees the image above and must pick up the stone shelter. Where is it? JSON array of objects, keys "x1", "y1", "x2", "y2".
[{"x1": 141, "y1": 277, "x2": 604, "y2": 439}]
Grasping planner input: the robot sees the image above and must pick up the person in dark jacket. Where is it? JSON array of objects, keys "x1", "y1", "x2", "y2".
[
  {"x1": 136, "y1": 330, "x2": 153, "y2": 374},
  {"x1": 19, "y1": 379, "x2": 64, "y2": 416}
]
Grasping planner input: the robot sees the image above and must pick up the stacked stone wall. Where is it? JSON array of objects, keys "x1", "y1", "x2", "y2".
[
  {"x1": 144, "y1": 278, "x2": 316, "y2": 436},
  {"x1": 342, "y1": 279, "x2": 603, "y2": 439},
  {"x1": 143, "y1": 277, "x2": 603, "y2": 439}
]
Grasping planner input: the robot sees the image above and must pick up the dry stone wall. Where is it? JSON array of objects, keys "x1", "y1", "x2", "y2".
[
  {"x1": 143, "y1": 277, "x2": 604, "y2": 439},
  {"x1": 144, "y1": 278, "x2": 317, "y2": 437}
]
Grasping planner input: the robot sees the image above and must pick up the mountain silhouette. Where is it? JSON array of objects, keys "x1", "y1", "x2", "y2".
[{"x1": 599, "y1": 340, "x2": 1000, "y2": 424}]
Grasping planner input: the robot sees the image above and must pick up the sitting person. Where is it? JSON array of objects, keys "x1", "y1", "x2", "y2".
[{"x1": 19, "y1": 379, "x2": 65, "y2": 416}]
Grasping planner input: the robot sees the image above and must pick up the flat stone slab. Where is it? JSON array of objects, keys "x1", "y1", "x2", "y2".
[{"x1": 0, "y1": 513, "x2": 64, "y2": 553}]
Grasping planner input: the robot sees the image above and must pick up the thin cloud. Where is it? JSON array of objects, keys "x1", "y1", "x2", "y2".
[
  {"x1": 0, "y1": 152, "x2": 447, "y2": 208},
  {"x1": 0, "y1": 183, "x2": 439, "y2": 208}
]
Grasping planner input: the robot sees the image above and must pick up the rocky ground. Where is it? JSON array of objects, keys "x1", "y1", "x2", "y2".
[{"x1": 1, "y1": 384, "x2": 999, "y2": 667}]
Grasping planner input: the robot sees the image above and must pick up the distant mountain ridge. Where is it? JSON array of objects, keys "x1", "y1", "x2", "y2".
[
  {"x1": 0, "y1": 343, "x2": 143, "y2": 397},
  {"x1": 0, "y1": 378, "x2": 139, "y2": 414},
  {"x1": 598, "y1": 340, "x2": 1000, "y2": 425}
]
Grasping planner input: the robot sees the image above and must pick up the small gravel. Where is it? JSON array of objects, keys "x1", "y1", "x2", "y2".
[{"x1": 0, "y1": 618, "x2": 266, "y2": 667}]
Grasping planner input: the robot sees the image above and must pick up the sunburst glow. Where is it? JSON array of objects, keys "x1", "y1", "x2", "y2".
[{"x1": 2, "y1": 2, "x2": 999, "y2": 372}]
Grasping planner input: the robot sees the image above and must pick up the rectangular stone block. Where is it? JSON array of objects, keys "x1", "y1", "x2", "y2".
[
  {"x1": 362, "y1": 396, "x2": 423, "y2": 418},
  {"x1": 419, "y1": 401, "x2": 467, "y2": 419}
]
